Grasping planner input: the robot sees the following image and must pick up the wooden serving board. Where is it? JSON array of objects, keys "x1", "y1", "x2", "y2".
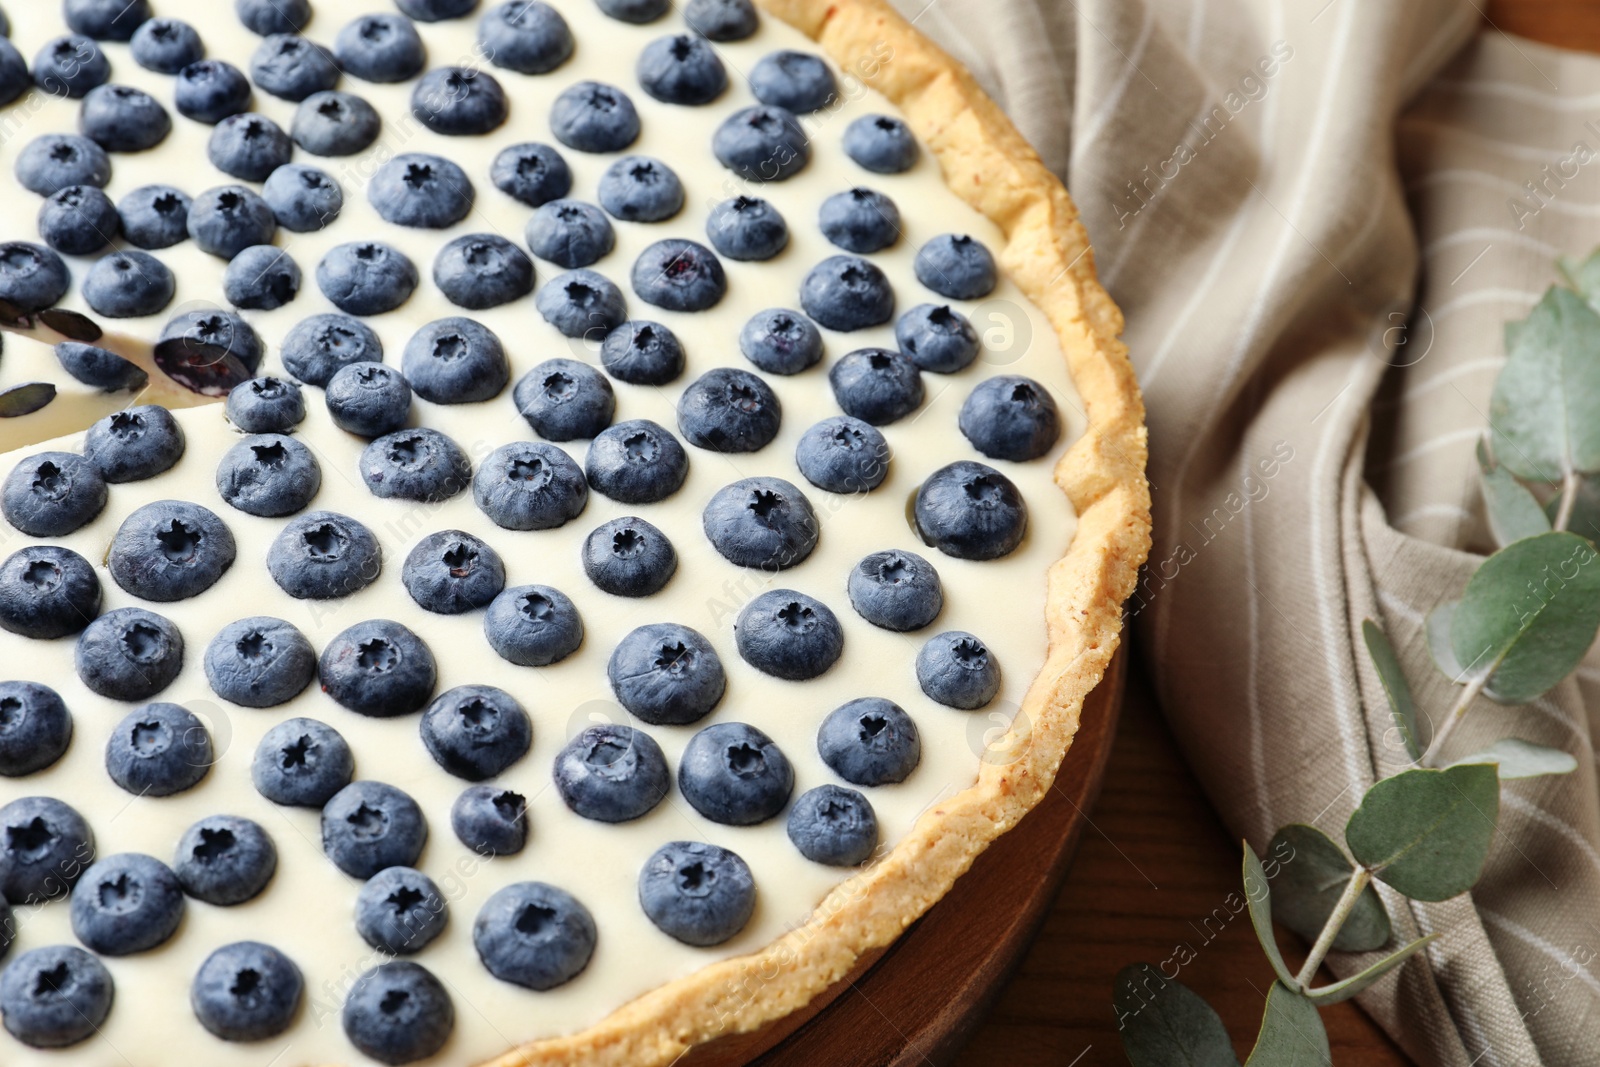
[{"x1": 684, "y1": 647, "x2": 1129, "y2": 1066}]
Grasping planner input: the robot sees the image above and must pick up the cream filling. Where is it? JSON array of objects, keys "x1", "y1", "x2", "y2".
[{"x1": 0, "y1": 2, "x2": 1083, "y2": 1065}]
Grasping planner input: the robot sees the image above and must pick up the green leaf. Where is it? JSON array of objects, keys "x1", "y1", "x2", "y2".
[
  {"x1": 0, "y1": 382, "x2": 55, "y2": 417},
  {"x1": 1427, "y1": 601, "x2": 1466, "y2": 681},
  {"x1": 1267, "y1": 825, "x2": 1391, "y2": 953},
  {"x1": 1113, "y1": 964, "x2": 1241, "y2": 1067},
  {"x1": 1449, "y1": 531, "x2": 1600, "y2": 703},
  {"x1": 1552, "y1": 474, "x2": 1600, "y2": 543},
  {"x1": 1450, "y1": 738, "x2": 1578, "y2": 779},
  {"x1": 1345, "y1": 765, "x2": 1499, "y2": 901},
  {"x1": 1558, "y1": 250, "x2": 1600, "y2": 309},
  {"x1": 1479, "y1": 463, "x2": 1552, "y2": 547},
  {"x1": 1490, "y1": 286, "x2": 1600, "y2": 481},
  {"x1": 1242, "y1": 842, "x2": 1296, "y2": 987},
  {"x1": 1362, "y1": 620, "x2": 1423, "y2": 761},
  {"x1": 1243, "y1": 982, "x2": 1330, "y2": 1066},
  {"x1": 1306, "y1": 935, "x2": 1438, "y2": 1004}
]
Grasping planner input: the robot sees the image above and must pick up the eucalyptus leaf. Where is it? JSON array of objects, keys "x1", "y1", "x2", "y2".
[
  {"x1": 1113, "y1": 963, "x2": 1241, "y2": 1067},
  {"x1": 1362, "y1": 620, "x2": 1423, "y2": 762},
  {"x1": 1551, "y1": 474, "x2": 1600, "y2": 543},
  {"x1": 1345, "y1": 764, "x2": 1499, "y2": 902},
  {"x1": 1306, "y1": 935, "x2": 1438, "y2": 1005},
  {"x1": 1427, "y1": 601, "x2": 1466, "y2": 681},
  {"x1": 1480, "y1": 464, "x2": 1552, "y2": 546},
  {"x1": 1449, "y1": 531, "x2": 1600, "y2": 703},
  {"x1": 0, "y1": 382, "x2": 55, "y2": 417},
  {"x1": 1242, "y1": 842, "x2": 1296, "y2": 987},
  {"x1": 1450, "y1": 738, "x2": 1578, "y2": 779},
  {"x1": 1243, "y1": 982, "x2": 1331, "y2": 1066},
  {"x1": 1267, "y1": 825, "x2": 1391, "y2": 953},
  {"x1": 1558, "y1": 249, "x2": 1600, "y2": 308},
  {"x1": 1490, "y1": 286, "x2": 1600, "y2": 482}
]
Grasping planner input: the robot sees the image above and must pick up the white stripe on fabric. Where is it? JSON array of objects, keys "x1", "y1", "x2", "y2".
[{"x1": 1074, "y1": 5, "x2": 1157, "y2": 156}]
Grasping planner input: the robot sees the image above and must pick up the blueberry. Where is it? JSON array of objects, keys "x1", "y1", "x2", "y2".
[
  {"x1": 820, "y1": 187, "x2": 900, "y2": 254},
  {"x1": 712, "y1": 105, "x2": 809, "y2": 182},
  {"x1": 66, "y1": 0, "x2": 151, "y2": 41},
  {"x1": 600, "y1": 320, "x2": 683, "y2": 385},
  {"x1": 914, "y1": 460, "x2": 1028, "y2": 560},
  {"x1": 236, "y1": 0, "x2": 310, "y2": 35},
  {"x1": 155, "y1": 310, "x2": 264, "y2": 392},
  {"x1": 105, "y1": 702, "x2": 212, "y2": 796},
  {"x1": 915, "y1": 233, "x2": 997, "y2": 299},
  {"x1": 216, "y1": 434, "x2": 321, "y2": 517},
  {"x1": 584, "y1": 516, "x2": 676, "y2": 596},
  {"x1": 795, "y1": 415, "x2": 889, "y2": 493},
  {"x1": 434, "y1": 233, "x2": 534, "y2": 311},
  {"x1": 252, "y1": 717, "x2": 354, "y2": 807},
  {"x1": 0, "y1": 547, "x2": 99, "y2": 641},
  {"x1": 334, "y1": 15, "x2": 424, "y2": 83},
  {"x1": 787, "y1": 785, "x2": 877, "y2": 866},
  {"x1": 319, "y1": 620, "x2": 437, "y2": 718},
  {"x1": 325, "y1": 361, "x2": 412, "y2": 437},
  {"x1": 292, "y1": 90, "x2": 381, "y2": 155},
  {"x1": 706, "y1": 196, "x2": 788, "y2": 263},
  {"x1": 550, "y1": 81, "x2": 640, "y2": 153},
  {"x1": 227, "y1": 375, "x2": 306, "y2": 433},
  {"x1": 342, "y1": 962, "x2": 453, "y2": 1066},
  {"x1": 515, "y1": 357, "x2": 615, "y2": 440},
  {"x1": 263, "y1": 163, "x2": 344, "y2": 231},
  {"x1": 399, "y1": 0, "x2": 479, "y2": 18},
  {"x1": 607, "y1": 622, "x2": 723, "y2": 725},
  {"x1": 0, "y1": 683, "x2": 72, "y2": 776},
  {"x1": 897, "y1": 307, "x2": 976, "y2": 375},
  {"x1": 480, "y1": 2, "x2": 573, "y2": 73},
  {"x1": 684, "y1": 726, "x2": 801, "y2": 830},
  {"x1": 917, "y1": 631, "x2": 1001, "y2": 708},
  {"x1": 420, "y1": 685, "x2": 530, "y2": 781},
  {"x1": 598, "y1": 156, "x2": 683, "y2": 223},
  {"x1": 637, "y1": 34, "x2": 726, "y2": 105},
  {"x1": 82, "y1": 250, "x2": 174, "y2": 318},
  {"x1": 224, "y1": 244, "x2": 301, "y2": 311},
  {"x1": 37, "y1": 185, "x2": 118, "y2": 256},
  {"x1": 84, "y1": 405, "x2": 185, "y2": 482},
  {"x1": 131, "y1": 18, "x2": 203, "y2": 74},
  {"x1": 33, "y1": 36, "x2": 109, "y2": 98},
  {"x1": 117, "y1": 184, "x2": 191, "y2": 249},
  {"x1": 54, "y1": 342, "x2": 147, "y2": 392},
  {"x1": 321, "y1": 781, "x2": 428, "y2": 877},
  {"x1": 176, "y1": 60, "x2": 252, "y2": 123},
  {"x1": 817, "y1": 697, "x2": 920, "y2": 786},
  {"x1": 361, "y1": 428, "x2": 473, "y2": 502},
  {"x1": 585, "y1": 419, "x2": 689, "y2": 504},
  {"x1": 959, "y1": 375, "x2": 1062, "y2": 461},
  {"x1": 356, "y1": 867, "x2": 448, "y2": 955},
  {"x1": 369, "y1": 153, "x2": 475, "y2": 229},
  {"x1": 15, "y1": 135, "x2": 110, "y2": 196},
  {"x1": 0, "y1": 797, "x2": 93, "y2": 904},
  {"x1": 204, "y1": 616, "x2": 316, "y2": 707},
  {"x1": 830, "y1": 347, "x2": 923, "y2": 425},
  {"x1": 272, "y1": 512, "x2": 379, "y2": 603},
  {"x1": 801, "y1": 255, "x2": 895, "y2": 331},
  {"x1": 208, "y1": 112, "x2": 292, "y2": 181},
  {"x1": 2, "y1": 452, "x2": 107, "y2": 536},
  {"x1": 678, "y1": 367, "x2": 781, "y2": 452},
  {"x1": 525, "y1": 201, "x2": 615, "y2": 269},
  {"x1": 491, "y1": 142, "x2": 571, "y2": 207},
  {"x1": 553, "y1": 724, "x2": 669, "y2": 822},
  {"x1": 597, "y1": 0, "x2": 668, "y2": 21},
  {"x1": 703, "y1": 477, "x2": 818, "y2": 569},
  {"x1": 451, "y1": 785, "x2": 527, "y2": 855},
  {"x1": 484, "y1": 584, "x2": 582, "y2": 666},
  {"x1": 174, "y1": 815, "x2": 276, "y2": 905},
  {"x1": 632, "y1": 238, "x2": 726, "y2": 312},
  {"x1": 108, "y1": 500, "x2": 236, "y2": 602},
  {"x1": 318, "y1": 242, "x2": 419, "y2": 315},
  {"x1": 740, "y1": 308, "x2": 821, "y2": 375},
  {"x1": 0, "y1": 243, "x2": 69, "y2": 313},
  {"x1": 735, "y1": 589, "x2": 845, "y2": 681},
  {"x1": 749, "y1": 49, "x2": 836, "y2": 112},
  {"x1": 685, "y1": 0, "x2": 759, "y2": 40},
  {"x1": 283, "y1": 314, "x2": 381, "y2": 385},
  {"x1": 74, "y1": 607, "x2": 183, "y2": 701},
  {"x1": 187, "y1": 184, "x2": 276, "y2": 259},
  {"x1": 474, "y1": 881, "x2": 595, "y2": 990},
  {"x1": 0, "y1": 945, "x2": 112, "y2": 1047},
  {"x1": 473, "y1": 440, "x2": 589, "y2": 530},
  {"x1": 413, "y1": 66, "x2": 507, "y2": 135},
  {"x1": 79, "y1": 84, "x2": 171, "y2": 152},
  {"x1": 848, "y1": 550, "x2": 941, "y2": 630},
  {"x1": 403, "y1": 317, "x2": 509, "y2": 403},
  {"x1": 638, "y1": 841, "x2": 754, "y2": 946},
  {"x1": 0, "y1": 40, "x2": 23, "y2": 106},
  {"x1": 251, "y1": 33, "x2": 339, "y2": 100},
  {"x1": 402, "y1": 530, "x2": 506, "y2": 614},
  {"x1": 844, "y1": 114, "x2": 919, "y2": 173},
  {"x1": 192, "y1": 942, "x2": 302, "y2": 1042}
]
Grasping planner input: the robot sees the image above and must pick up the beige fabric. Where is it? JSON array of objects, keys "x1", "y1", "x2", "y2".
[{"x1": 892, "y1": 1, "x2": 1600, "y2": 1064}]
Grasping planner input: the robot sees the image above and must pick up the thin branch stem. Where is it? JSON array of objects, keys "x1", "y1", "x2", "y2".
[
  {"x1": 1421, "y1": 672, "x2": 1487, "y2": 767},
  {"x1": 1554, "y1": 468, "x2": 1580, "y2": 533},
  {"x1": 1295, "y1": 867, "x2": 1373, "y2": 989}
]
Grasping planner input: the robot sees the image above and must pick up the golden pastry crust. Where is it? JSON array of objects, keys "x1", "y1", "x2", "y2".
[{"x1": 478, "y1": 3, "x2": 1152, "y2": 1064}]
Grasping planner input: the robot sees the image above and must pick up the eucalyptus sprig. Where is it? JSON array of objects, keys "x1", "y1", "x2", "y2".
[{"x1": 1113, "y1": 249, "x2": 1600, "y2": 1065}]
